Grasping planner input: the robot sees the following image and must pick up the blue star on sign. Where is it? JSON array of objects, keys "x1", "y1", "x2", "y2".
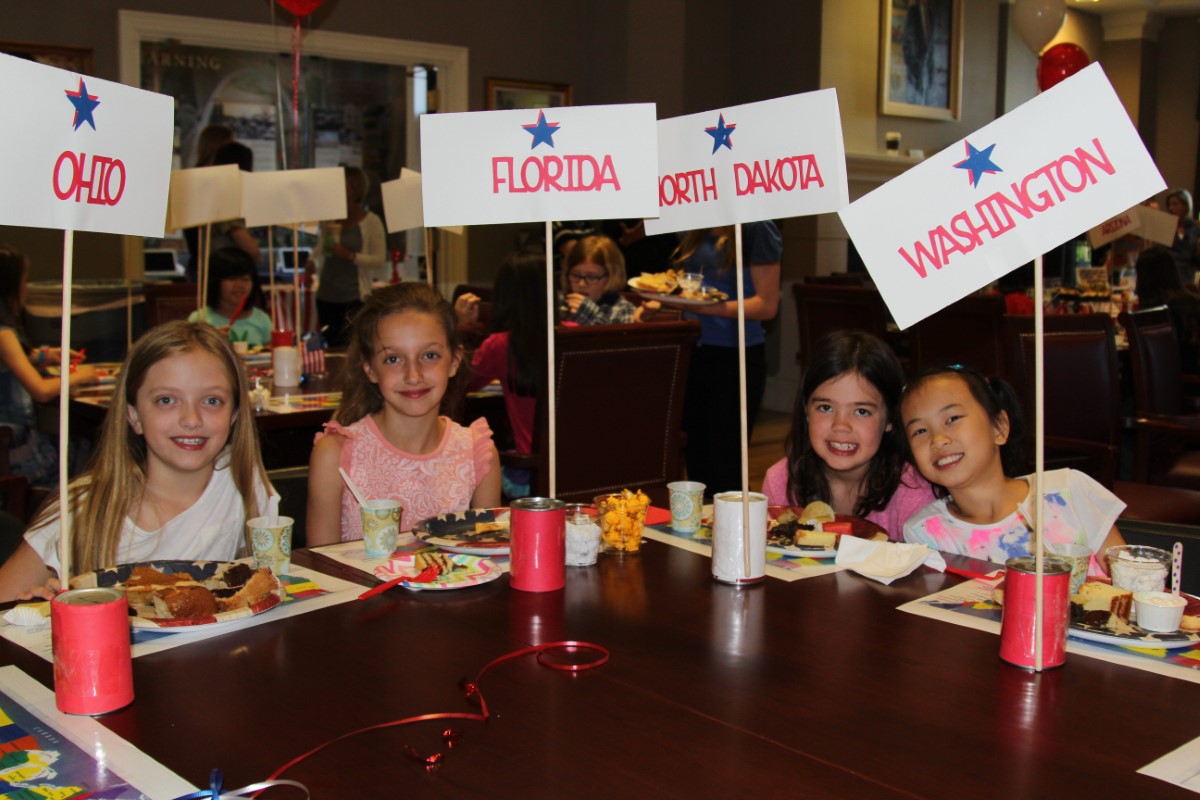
[
  {"x1": 64, "y1": 78, "x2": 101, "y2": 131},
  {"x1": 953, "y1": 140, "x2": 1002, "y2": 188},
  {"x1": 704, "y1": 114, "x2": 736, "y2": 154},
  {"x1": 522, "y1": 111, "x2": 560, "y2": 149}
]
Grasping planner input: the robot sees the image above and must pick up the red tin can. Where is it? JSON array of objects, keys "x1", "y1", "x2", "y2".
[
  {"x1": 509, "y1": 497, "x2": 566, "y2": 592},
  {"x1": 51, "y1": 587, "x2": 133, "y2": 715},
  {"x1": 999, "y1": 555, "x2": 1072, "y2": 670}
]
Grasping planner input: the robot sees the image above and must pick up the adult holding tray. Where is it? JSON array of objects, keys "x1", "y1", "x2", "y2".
[{"x1": 662, "y1": 221, "x2": 781, "y2": 495}]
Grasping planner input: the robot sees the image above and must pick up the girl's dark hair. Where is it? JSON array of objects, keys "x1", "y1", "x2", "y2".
[
  {"x1": 901, "y1": 365, "x2": 1027, "y2": 483},
  {"x1": 336, "y1": 283, "x2": 467, "y2": 424},
  {"x1": 491, "y1": 251, "x2": 549, "y2": 397},
  {"x1": 0, "y1": 245, "x2": 26, "y2": 334},
  {"x1": 783, "y1": 331, "x2": 907, "y2": 516},
  {"x1": 205, "y1": 247, "x2": 264, "y2": 312},
  {"x1": 213, "y1": 141, "x2": 253, "y2": 172}
]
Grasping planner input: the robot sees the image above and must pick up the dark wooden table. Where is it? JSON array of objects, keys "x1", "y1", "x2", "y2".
[{"x1": 2, "y1": 541, "x2": 1197, "y2": 798}]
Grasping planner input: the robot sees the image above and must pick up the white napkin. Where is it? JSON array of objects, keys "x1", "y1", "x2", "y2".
[{"x1": 835, "y1": 536, "x2": 946, "y2": 585}]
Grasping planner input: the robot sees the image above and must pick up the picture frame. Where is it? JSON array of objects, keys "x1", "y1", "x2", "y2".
[
  {"x1": 485, "y1": 77, "x2": 572, "y2": 111},
  {"x1": 879, "y1": 0, "x2": 962, "y2": 121},
  {"x1": 0, "y1": 40, "x2": 93, "y2": 75}
]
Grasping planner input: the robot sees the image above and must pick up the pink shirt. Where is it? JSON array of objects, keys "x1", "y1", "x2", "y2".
[
  {"x1": 762, "y1": 459, "x2": 935, "y2": 542},
  {"x1": 317, "y1": 415, "x2": 494, "y2": 537},
  {"x1": 467, "y1": 332, "x2": 537, "y2": 454}
]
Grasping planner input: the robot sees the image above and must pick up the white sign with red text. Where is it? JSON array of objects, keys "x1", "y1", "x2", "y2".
[
  {"x1": 839, "y1": 64, "x2": 1164, "y2": 330},
  {"x1": 381, "y1": 169, "x2": 462, "y2": 235},
  {"x1": 241, "y1": 167, "x2": 347, "y2": 228},
  {"x1": 643, "y1": 90, "x2": 848, "y2": 235},
  {"x1": 0, "y1": 53, "x2": 173, "y2": 237},
  {"x1": 420, "y1": 104, "x2": 658, "y2": 226},
  {"x1": 167, "y1": 165, "x2": 243, "y2": 230}
]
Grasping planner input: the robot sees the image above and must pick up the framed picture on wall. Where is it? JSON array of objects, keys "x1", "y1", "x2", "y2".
[
  {"x1": 0, "y1": 40, "x2": 93, "y2": 75},
  {"x1": 879, "y1": 0, "x2": 962, "y2": 121},
  {"x1": 485, "y1": 78, "x2": 572, "y2": 111}
]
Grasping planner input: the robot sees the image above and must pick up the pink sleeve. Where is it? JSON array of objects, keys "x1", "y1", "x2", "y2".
[
  {"x1": 762, "y1": 458, "x2": 790, "y2": 505},
  {"x1": 872, "y1": 464, "x2": 938, "y2": 542},
  {"x1": 312, "y1": 419, "x2": 354, "y2": 446},
  {"x1": 467, "y1": 334, "x2": 506, "y2": 392},
  {"x1": 468, "y1": 417, "x2": 497, "y2": 482}
]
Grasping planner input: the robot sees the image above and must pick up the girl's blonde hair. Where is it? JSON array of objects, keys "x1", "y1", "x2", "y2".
[
  {"x1": 671, "y1": 225, "x2": 735, "y2": 272},
  {"x1": 31, "y1": 321, "x2": 271, "y2": 574},
  {"x1": 336, "y1": 283, "x2": 465, "y2": 425},
  {"x1": 562, "y1": 235, "x2": 627, "y2": 294}
]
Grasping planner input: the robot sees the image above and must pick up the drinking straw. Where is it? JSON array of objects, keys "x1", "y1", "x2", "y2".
[
  {"x1": 228, "y1": 292, "x2": 249, "y2": 329},
  {"x1": 1173, "y1": 541, "x2": 1183, "y2": 595},
  {"x1": 267, "y1": 494, "x2": 280, "y2": 527},
  {"x1": 338, "y1": 467, "x2": 368, "y2": 508}
]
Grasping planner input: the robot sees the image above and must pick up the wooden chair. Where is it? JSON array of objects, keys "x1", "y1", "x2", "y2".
[
  {"x1": 501, "y1": 320, "x2": 699, "y2": 506},
  {"x1": 144, "y1": 282, "x2": 200, "y2": 328},
  {"x1": 1118, "y1": 306, "x2": 1200, "y2": 489},
  {"x1": 791, "y1": 283, "x2": 895, "y2": 369},
  {"x1": 1005, "y1": 312, "x2": 1200, "y2": 524},
  {"x1": 907, "y1": 293, "x2": 1008, "y2": 379}
]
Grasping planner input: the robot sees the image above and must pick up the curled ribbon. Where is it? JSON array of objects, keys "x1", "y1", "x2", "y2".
[
  {"x1": 261, "y1": 641, "x2": 608, "y2": 783},
  {"x1": 172, "y1": 768, "x2": 309, "y2": 800}
]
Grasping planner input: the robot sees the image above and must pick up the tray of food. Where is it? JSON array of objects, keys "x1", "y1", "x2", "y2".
[
  {"x1": 628, "y1": 271, "x2": 728, "y2": 306},
  {"x1": 71, "y1": 560, "x2": 285, "y2": 632}
]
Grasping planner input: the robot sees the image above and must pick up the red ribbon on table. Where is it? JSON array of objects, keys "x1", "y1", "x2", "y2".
[{"x1": 255, "y1": 640, "x2": 610, "y2": 789}]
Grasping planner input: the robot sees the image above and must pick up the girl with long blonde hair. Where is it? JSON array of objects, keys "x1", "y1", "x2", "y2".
[{"x1": 0, "y1": 321, "x2": 272, "y2": 600}]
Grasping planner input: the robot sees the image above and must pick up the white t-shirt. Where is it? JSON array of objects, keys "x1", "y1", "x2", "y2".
[
  {"x1": 902, "y1": 469, "x2": 1124, "y2": 572},
  {"x1": 26, "y1": 465, "x2": 268, "y2": 577}
]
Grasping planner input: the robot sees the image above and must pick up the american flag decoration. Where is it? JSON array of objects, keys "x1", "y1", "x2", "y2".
[{"x1": 302, "y1": 330, "x2": 327, "y2": 376}]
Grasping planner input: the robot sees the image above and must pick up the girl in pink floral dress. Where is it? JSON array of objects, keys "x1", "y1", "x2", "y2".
[{"x1": 306, "y1": 284, "x2": 501, "y2": 544}]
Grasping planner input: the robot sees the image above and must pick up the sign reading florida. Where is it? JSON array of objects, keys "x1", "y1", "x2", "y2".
[
  {"x1": 839, "y1": 63, "x2": 1164, "y2": 330},
  {"x1": 420, "y1": 103, "x2": 658, "y2": 226},
  {"x1": 644, "y1": 90, "x2": 848, "y2": 235},
  {"x1": 0, "y1": 53, "x2": 173, "y2": 237}
]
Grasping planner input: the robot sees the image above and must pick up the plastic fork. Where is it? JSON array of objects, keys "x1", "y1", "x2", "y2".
[{"x1": 358, "y1": 563, "x2": 441, "y2": 600}]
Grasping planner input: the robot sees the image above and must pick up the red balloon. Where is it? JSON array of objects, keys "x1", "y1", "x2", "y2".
[
  {"x1": 276, "y1": 0, "x2": 325, "y2": 17},
  {"x1": 1037, "y1": 42, "x2": 1090, "y2": 92}
]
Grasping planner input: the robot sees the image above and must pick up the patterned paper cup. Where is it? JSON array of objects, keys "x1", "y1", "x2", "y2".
[
  {"x1": 248, "y1": 516, "x2": 294, "y2": 576},
  {"x1": 360, "y1": 500, "x2": 401, "y2": 559}
]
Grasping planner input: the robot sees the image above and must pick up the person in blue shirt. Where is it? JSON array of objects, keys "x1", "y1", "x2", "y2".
[{"x1": 664, "y1": 221, "x2": 782, "y2": 496}]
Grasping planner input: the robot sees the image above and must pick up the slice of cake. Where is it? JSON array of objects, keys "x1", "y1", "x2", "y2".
[
  {"x1": 1070, "y1": 582, "x2": 1132, "y2": 626},
  {"x1": 793, "y1": 528, "x2": 838, "y2": 548}
]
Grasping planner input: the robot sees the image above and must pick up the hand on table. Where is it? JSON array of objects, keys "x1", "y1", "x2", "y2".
[
  {"x1": 17, "y1": 576, "x2": 61, "y2": 602},
  {"x1": 70, "y1": 364, "x2": 98, "y2": 386}
]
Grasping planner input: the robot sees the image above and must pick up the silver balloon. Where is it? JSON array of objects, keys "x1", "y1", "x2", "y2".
[{"x1": 1012, "y1": 0, "x2": 1066, "y2": 55}]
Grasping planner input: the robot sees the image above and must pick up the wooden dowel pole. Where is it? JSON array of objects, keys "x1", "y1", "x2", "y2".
[
  {"x1": 735, "y1": 224, "x2": 751, "y2": 578},
  {"x1": 1033, "y1": 253, "x2": 1046, "y2": 671},
  {"x1": 544, "y1": 221, "x2": 556, "y2": 499},
  {"x1": 58, "y1": 230, "x2": 74, "y2": 584}
]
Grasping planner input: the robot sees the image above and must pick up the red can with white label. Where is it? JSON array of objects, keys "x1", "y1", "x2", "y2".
[{"x1": 51, "y1": 587, "x2": 133, "y2": 715}]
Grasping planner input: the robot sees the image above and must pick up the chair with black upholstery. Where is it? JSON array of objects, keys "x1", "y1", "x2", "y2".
[
  {"x1": 792, "y1": 283, "x2": 894, "y2": 369},
  {"x1": 908, "y1": 293, "x2": 1008, "y2": 379},
  {"x1": 267, "y1": 466, "x2": 309, "y2": 550},
  {"x1": 501, "y1": 320, "x2": 699, "y2": 507},
  {"x1": 1005, "y1": 312, "x2": 1200, "y2": 525},
  {"x1": 144, "y1": 282, "x2": 201, "y2": 328},
  {"x1": 1118, "y1": 306, "x2": 1200, "y2": 490}
]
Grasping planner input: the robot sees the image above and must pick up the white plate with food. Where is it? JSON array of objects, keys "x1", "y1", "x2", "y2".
[
  {"x1": 71, "y1": 560, "x2": 285, "y2": 632},
  {"x1": 374, "y1": 553, "x2": 502, "y2": 591},
  {"x1": 412, "y1": 508, "x2": 511, "y2": 556},
  {"x1": 764, "y1": 504, "x2": 888, "y2": 557},
  {"x1": 1067, "y1": 625, "x2": 1200, "y2": 650},
  {"x1": 628, "y1": 276, "x2": 728, "y2": 306}
]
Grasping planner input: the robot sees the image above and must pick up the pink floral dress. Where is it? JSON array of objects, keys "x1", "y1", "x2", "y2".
[{"x1": 317, "y1": 415, "x2": 494, "y2": 539}]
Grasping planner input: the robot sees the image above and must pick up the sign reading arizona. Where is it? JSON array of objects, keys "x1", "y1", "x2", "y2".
[
  {"x1": 839, "y1": 63, "x2": 1164, "y2": 330},
  {"x1": 644, "y1": 90, "x2": 848, "y2": 235},
  {"x1": 420, "y1": 103, "x2": 658, "y2": 227},
  {"x1": 0, "y1": 53, "x2": 173, "y2": 237}
]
